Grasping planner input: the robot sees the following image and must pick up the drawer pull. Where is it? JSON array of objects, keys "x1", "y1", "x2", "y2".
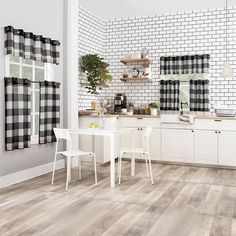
[
  {"x1": 137, "y1": 117, "x2": 143, "y2": 120},
  {"x1": 214, "y1": 120, "x2": 222, "y2": 122}
]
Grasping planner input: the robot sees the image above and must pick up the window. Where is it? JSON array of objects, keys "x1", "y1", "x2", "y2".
[
  {"x1": 5, "y1": 55, "x2": 54, "y2": 144},
  {"x1": 164, "y1": 74, "x2": 206, "y2": 111}
]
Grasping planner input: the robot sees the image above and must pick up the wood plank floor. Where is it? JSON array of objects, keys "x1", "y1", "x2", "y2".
[{"x1": 1, "y1": 161, "x2": 236, "y2": 236}]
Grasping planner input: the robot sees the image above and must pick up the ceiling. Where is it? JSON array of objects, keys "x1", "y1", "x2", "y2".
[{"x1": 79, "y1": 0, "x2": 235, "y2": 20}]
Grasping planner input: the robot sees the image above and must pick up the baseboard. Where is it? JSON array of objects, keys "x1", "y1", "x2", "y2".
[{"x1": 0, "y1": 159, "x2": 65, "y2": 189}]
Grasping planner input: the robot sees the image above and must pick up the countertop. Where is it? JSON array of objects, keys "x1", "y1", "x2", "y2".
[
  {"x1": 79, "y1": 111, "x2": 236, "y2": 120},
  {"x1": 79, "y1": 111, "x2": 160, "y2": 118}
]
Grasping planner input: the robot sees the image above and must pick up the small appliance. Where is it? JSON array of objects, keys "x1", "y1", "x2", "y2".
[{"x1": 114, "y1": 93, "x2": 127, "y2": 113}]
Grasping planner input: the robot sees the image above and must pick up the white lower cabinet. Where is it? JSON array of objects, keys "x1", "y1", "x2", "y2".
[
  {"x1": 79, "y1": 116, "x2": 236, "y2": 167},
  {"x1": 162, "y1": 129, "x2": 194, "y2": 163},
  {"x1": 218, "y1": 131, "x2": 236, "y2": 166},
  {"x1": 195, "y1": 130, "x2": 218, "y2": 164}
]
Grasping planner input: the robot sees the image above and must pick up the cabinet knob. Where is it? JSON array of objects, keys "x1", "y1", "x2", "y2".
[
  {"x1": 191, "y1": 130, "x2": 194, "y2": 133},
  {"x1": 215, "y1": 131, "x2": 217, "y2": 133},
  {"x1": 219, "y1": 131, "x2": 221, "y2": 134}
]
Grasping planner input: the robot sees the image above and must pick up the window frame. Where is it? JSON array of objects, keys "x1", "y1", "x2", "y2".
[{"x1": 5, "y1": 55, "x2": 54, "y2": 145}]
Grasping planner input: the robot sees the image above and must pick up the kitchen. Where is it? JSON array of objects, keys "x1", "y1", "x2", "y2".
[{"x1": 1, "y1": 0, "x2": 236, "y2": 235}]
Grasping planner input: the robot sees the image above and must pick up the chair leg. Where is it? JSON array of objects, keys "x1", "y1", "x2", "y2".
[
  {"x1": 66, "y1": 156, "x2": 71, "y2": 191},
  {"x1": 118, "y1": 153, "x2": 123, "y2": 185},
  {"x1": 145, "y1": 153, "x2": 150, "y2": 178},
  {"x1": 78, "y1": 157, "x2": 82, "y2": 180},
  {"x1": 131, "y1": 154, "x2": 135, "y2": 176},
  {"x1": 147, "y1": 153, "x2": 154, "y2": 185},
  {"x1": 93, "y1": 154, "x2": 98, "y2": 185},
  {"x1": 51, "y1": 153, "x2": 58, "y2": 185}
]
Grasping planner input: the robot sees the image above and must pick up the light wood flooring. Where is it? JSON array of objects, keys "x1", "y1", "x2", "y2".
[{"x1": 1, "y1": 161, "x2": 236, "y2": 236}]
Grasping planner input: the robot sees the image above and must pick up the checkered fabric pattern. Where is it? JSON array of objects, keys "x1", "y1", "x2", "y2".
[
  {"x1": 190, "y1": 80, "x2": 209, "y2": 112},
  {"x1": 4, "y1": 26, "x2": 60, "y2": 65},
  {"x1": 160, "y1": 80, "x2": 180, "y2": 111},
  {"x1": 39, "y1": 81, "x2": 60, "y2": 144},
  {"x1": 160, "y1": 54, "x2": 210, "y2": 75},
  {"x1": 4, "y1": 77, "x2": 31, "y2": 151}
]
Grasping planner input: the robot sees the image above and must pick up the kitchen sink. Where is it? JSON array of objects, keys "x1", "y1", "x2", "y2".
[{"x1": 160, "y1": 114, "x2": 195, "y2": 124}]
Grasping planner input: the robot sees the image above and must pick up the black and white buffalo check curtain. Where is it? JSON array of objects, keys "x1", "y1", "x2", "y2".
[
  {"x1": 4, "y1": 77, "x2": 31, "y2": 151},
  {"x1": 190, "y1": 80, "x2": 209, "y2": 112},
  {"x1": 160, "y1": 54, "x2": 210, "y2": 75},
  {"x1": 39, "y1": 81, "x2": 60, "y2": 144},
  {"x1": 4, "y1": 26, "x2": 60, "y2": 65},
  {"x1": 160, "y1": 80, "x2": 180, "y2": 111}
]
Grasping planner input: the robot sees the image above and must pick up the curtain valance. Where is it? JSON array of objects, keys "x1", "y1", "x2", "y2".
[
  {"x1": 160, "y1": 54, "x2": 210, "y2": 75},
  {"x1": 4, "y1": 26, "x2": 60, "y2": 65}
]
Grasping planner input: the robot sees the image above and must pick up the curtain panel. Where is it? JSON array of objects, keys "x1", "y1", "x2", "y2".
[
  {"x1": 160, "y1": 54, "x2": 210, "y2": 75},
  {"x1": 4, "y1": 26, "x2": 60, "y2": 65},
  {"x1": 160, "y1": 80, "x2": 180, "y2": 111},
  {"x1": 4, "y1": 77, "x2": 31, "y2": 151},
  {"x1": 190, "y1": 80, "x2": 209, "y2": 112},
  {"x1": 39, "y1": 81, "x2": 60, "y2": 144}
]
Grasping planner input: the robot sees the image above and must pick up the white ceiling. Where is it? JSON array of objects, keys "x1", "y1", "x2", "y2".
[{"x1": 79, "y1": 0, "x2": 235, "y2": 20}]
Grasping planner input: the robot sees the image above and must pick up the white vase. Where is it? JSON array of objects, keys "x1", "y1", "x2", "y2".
[{"x1": 150, "y1": 108, "x2": 158, "y2": 116}]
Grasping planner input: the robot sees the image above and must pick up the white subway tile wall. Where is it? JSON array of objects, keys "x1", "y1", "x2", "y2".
[{"x1": 78, "y1": 7, "x2": 236, "y2": 110}]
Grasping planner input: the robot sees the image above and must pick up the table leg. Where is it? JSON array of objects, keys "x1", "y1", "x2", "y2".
[{"x1": 110, "y1": 134, "x2": 115, "y2": 188}]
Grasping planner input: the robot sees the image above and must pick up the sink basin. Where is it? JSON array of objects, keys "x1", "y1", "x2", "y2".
[{"x1": 160, "y1": 114, "x2": 195, "y2": 124}]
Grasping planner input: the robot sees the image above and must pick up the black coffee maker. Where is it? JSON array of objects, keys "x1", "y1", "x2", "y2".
[{"x1": 114, "y1": 93, "x2": 127, "y2": 113}]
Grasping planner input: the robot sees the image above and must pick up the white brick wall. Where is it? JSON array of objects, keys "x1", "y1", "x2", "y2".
[
  {"x1": 78, "y1": 7, "x2": 236, "y2": 110},
  {"x1": 78, "y1": 7, "x2": 105, "y2": 108}
]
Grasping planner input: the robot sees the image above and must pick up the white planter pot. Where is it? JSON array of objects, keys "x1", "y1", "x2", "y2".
[{"x1": 150, "y1": 108, "x2": 158, "y2": 116}]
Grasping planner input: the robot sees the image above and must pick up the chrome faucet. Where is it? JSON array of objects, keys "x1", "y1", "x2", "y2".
[{"x1": 180, "y1": 102, "x2": 188, "y2": 115}]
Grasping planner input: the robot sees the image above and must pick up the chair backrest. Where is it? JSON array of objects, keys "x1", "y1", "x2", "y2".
[
  {"x1": 53, "y1": 128, "x2": 72, "y2": 142},
  {"x1": 143, "y1": 126, "x2": 153, "y2": 152}
]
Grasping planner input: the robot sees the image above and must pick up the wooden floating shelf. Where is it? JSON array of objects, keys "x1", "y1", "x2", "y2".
[
  {"x1": 120, "y1": 58, "x2": 150, "y2": 66},
  {"x1": 120, "y1": 77, "x2": 151, "y2": 82}
]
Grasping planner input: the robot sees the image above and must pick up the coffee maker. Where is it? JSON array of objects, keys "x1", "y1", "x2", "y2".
[{"x1": 114, "y1": 93, "x2": 127, "y2": 113}]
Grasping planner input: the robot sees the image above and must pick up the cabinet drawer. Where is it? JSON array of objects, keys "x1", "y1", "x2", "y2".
[
  {"x1": 195, "y1": 119, "x2": 236, "y2": 131},
  {"x1": 119, "y1": 117, "x2": 160, "y2": 128}
]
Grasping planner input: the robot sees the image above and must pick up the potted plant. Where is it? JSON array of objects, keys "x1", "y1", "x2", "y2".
[
  {"x1": 80, "y1": 54, "x2": 112, "y2": 95},
  {"x1": 148, "y1": 102, "x2": 159, "y2": 116}
]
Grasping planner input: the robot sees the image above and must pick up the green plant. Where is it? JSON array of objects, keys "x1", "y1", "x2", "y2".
[
  {"x1": 148, "y1": 102, "x2": 158, "y2": 109},
  {"x1": 80, "y1": 54, "x2": 112, "y2": 95}
]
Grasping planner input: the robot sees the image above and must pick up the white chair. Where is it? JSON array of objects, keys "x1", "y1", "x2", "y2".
[
  {"x1": 118, "y1": 126, "x2": 154, "y2": 185},
  {"x1": 52, "y1": 128, "x2": 98, "y2": 191}
]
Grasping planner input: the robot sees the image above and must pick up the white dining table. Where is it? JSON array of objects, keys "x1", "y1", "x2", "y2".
[{"x1": 69, "y1": 127, "x2": 134, "y2": 188}]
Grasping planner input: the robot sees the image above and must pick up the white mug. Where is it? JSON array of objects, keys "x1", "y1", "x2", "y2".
[{"x1": 121, "y1": 108, "x2": 127, "y2": 114}]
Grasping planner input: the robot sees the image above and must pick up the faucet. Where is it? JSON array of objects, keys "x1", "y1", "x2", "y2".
[{"x1": 180, "y1": 102, "x2": 188, "y2": 115}]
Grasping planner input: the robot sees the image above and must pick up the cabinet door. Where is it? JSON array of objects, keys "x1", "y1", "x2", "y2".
[
  {"x1": 218, "y1": 131, "x2": 236, "y2": 166},
  {"x1": 162, "y1": 129, "x2": 194, "y2": 162},
  {"x1": 140, "y1": 128, "x2": 161, "y2": 160},
  {"x1": 195, "y1": 130, "x2": 218, "y2": 164}
]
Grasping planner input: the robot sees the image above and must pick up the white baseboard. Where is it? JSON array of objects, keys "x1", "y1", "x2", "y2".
[{"x1": 0, "y1": 159, "x2": 65, "y2": 189}]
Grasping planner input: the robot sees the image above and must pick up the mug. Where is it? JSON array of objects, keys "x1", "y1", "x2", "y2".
[{"x1": 121, "y1": 108, "x2": 127, "y2": 114}]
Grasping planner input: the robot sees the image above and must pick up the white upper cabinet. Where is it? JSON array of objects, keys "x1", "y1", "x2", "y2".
[{"x1": 162, "y1": 129, "x2": 194, "y2": 163}]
